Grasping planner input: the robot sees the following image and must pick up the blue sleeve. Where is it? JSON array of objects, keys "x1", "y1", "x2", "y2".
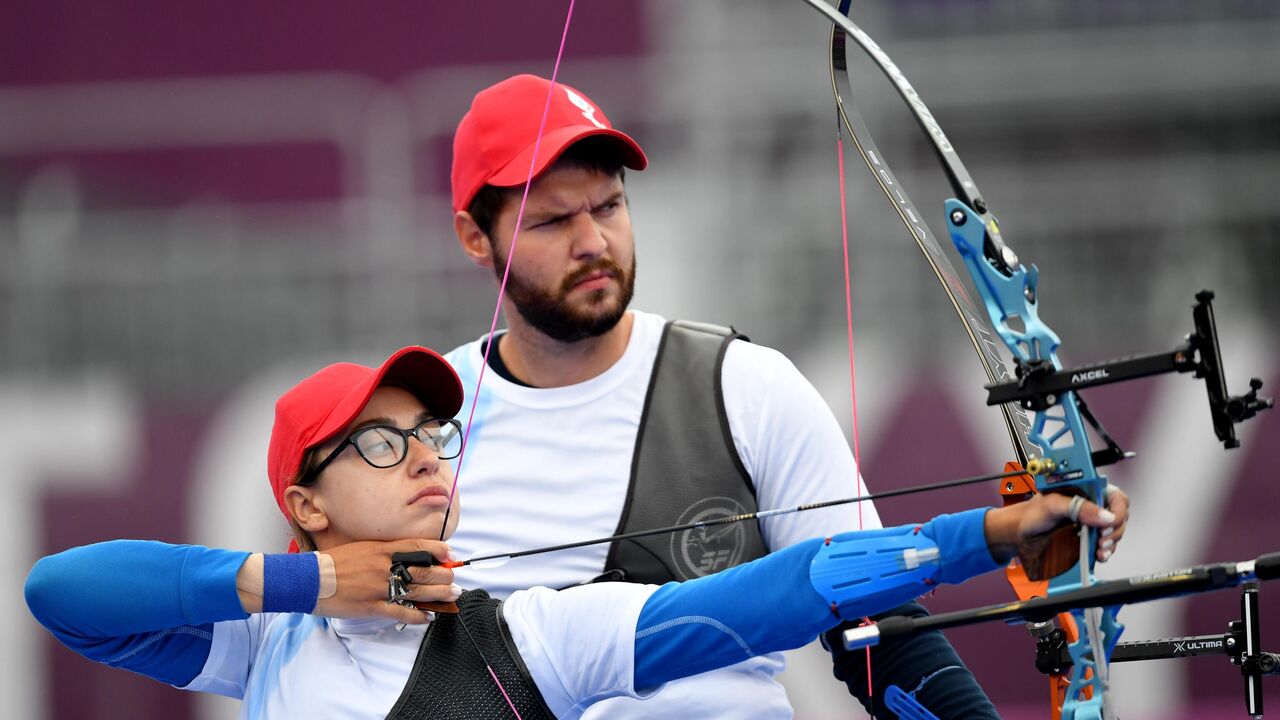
[
  {"x1": 633, "y1": 508, "x2": 997, "y2": 689},
  {"x1": 25, "y1": 540, "x2": 251, "y2": 687},
  {"x1": 918, "y1": 508, "x2": 1002, "y2": 584}
]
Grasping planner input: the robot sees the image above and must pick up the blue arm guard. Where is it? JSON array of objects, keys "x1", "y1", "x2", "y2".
[
  {"x1": 811, "y1": 526, "x2": 941, "y2": 620},
  {"x1": 811, "y1": 508, "x2": 1000, "y2": 620}
]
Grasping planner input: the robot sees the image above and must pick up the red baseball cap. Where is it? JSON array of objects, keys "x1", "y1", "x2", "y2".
[
  {"x1": 267, "y1": 346, "x2": 463, "y2": 527},
  {"x1": 451, "y1": 73, "x2": 648, "y2": 212}
]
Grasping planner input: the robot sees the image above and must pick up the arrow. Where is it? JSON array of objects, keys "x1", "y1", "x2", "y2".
[{"x1": 428, "y1": 464, "x2": 1049, "y2": 571}]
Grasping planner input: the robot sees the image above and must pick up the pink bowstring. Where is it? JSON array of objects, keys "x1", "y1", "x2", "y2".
[
  {"x1": 442, "y1": 0, "x2": 578, "y2": 547},
  {"x1": 488, "y1": 665, "x2": 523, "y2": 720},
  {"x1": 837, "y1": 133, "x2": 874, "y2": 700},
  {"x1": 836, "y1": 136, "x2": 865, "y2": 528},
  {"x1": 439, "y1": 4, "x2": 576, "y2": 719}
]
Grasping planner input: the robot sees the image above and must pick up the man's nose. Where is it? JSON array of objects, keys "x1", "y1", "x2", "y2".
[{"x1": 567, "y1": 212, "x2": 608, "y2": 257}]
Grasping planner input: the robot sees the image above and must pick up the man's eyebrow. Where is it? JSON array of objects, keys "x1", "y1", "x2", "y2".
[
  {"x1": 522, "y1": 190, "x2": 625, "y2": 225},
  {"x1": 523, "y1": 206, "x2": 573, "y2": 225},
  {"x1": 596, "y1": 190, "x2": 625, "y2": 208}
]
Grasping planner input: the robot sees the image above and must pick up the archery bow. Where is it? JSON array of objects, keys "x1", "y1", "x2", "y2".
[
  {"x1": 800, "y1": 2, "x2": 1274, "y2": 719},
  {"x1": 813, "y1": 0, "x2": 1051, "y2": 715}
]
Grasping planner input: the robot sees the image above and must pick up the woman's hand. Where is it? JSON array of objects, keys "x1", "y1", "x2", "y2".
[
  {"x1": 314, "y1": 539, "x2": 460, "y2": 625},
  {"x1": 985, "y1": 486, "x2": 1130, "y2": 565}
]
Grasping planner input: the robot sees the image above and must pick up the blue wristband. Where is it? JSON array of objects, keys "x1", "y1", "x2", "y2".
[{"x1": 261, "y1": 553, "x2": 320, "y2": 613}]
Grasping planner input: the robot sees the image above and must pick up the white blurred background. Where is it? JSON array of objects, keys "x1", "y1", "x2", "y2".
[{"x1": 5, "y1": 2, "x2": 1278, "y2": 718}]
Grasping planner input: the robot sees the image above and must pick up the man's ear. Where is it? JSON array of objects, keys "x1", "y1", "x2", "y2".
[
  {"x1": 454, "y1": 211, "x2": 496, "y2": 270},
  {"x1": 284, "y1": 485, "x2": 330, "y2": 534}
]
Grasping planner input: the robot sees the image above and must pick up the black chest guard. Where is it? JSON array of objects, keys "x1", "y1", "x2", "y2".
[
  {"x1": 386, "y1": 589, "x2": 556, "y2": 720},
  {"x1": 602, "y1": 320, "x2": 767, "y2": 584}
]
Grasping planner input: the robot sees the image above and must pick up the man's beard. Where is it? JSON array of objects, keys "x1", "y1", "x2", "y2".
[
  {"x1": 488, "y1": 243, "x2": 634, "y2": 340},
  {"x1": 491, "y1": 247, "x2": 636, "y2": 343}
]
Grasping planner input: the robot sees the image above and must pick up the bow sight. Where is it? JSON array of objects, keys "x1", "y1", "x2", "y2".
[{"x1": 981, "y1": 288, "x2": 1273, "y2": 459}]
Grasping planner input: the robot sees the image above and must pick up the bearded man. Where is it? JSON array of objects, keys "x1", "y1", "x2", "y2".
[{"x1": 441, "y1": 73, "x2": 1006, "y2": 719}]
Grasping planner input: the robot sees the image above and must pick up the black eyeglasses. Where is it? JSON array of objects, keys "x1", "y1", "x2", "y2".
[{"x1": 303, "y1": 418, "x2": 463, "y2": 484}]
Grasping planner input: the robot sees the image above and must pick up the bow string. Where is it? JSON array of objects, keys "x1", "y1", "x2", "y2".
[{"x1": 433, "y1": 3, "x2": 580, "y2": 718}]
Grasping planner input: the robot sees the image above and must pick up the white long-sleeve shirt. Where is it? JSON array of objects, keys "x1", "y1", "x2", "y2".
[{"x1": 445, "y1": 310, "x2": 881, "y2": 719}]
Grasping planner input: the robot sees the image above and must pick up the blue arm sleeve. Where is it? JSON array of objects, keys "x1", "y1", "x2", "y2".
[
  {"x1": 921, "y1": 508, "x2": 1002, "y2": 585},
  {"x1": 25, "y1": 540, "x2": 251, "y2": 687},
  {"x1": 633, "y1": 508, "x2": 998, "y2": 689}
]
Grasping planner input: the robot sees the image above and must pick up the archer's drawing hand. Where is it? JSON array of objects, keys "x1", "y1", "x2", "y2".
[{"x1": 315, "y1": 539, "x2": 459, "y2": 625}]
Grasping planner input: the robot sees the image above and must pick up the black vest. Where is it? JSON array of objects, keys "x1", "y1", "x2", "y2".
[
  {"x1": 602, "y1": 320, "x2": 768, "y2": 584},
  {"x1": 387, "y1": 589, "x2": 555, "y2": 720}
]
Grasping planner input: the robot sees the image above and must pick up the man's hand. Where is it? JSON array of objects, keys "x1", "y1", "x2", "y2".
[
  {"x1": 984, "y1": 487, "x2": 1130, "y2": 565},
  {"x1": 314, "y1": 539, "x2": 459, "y2": 625}
]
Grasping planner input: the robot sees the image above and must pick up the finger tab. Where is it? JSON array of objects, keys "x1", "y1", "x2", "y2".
[{"x1": 391, "y1": 551, "x2": 440, "y2": 567}]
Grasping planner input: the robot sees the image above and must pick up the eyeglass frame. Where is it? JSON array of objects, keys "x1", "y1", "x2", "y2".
[{"x1": 298, "y1": 417, "x2": 463, "y2": 486}]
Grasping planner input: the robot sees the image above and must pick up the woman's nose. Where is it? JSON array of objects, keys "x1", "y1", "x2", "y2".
[{"x1": 405, "y1": 435, "x2": 441, "y2": 475}]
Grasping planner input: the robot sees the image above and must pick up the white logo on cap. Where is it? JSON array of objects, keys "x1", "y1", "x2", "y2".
[{"x1": 564, "y1": 87, "x2": 606, "y2": 129}]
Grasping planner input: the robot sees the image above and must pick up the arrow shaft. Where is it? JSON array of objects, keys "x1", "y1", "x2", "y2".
[{"x1": 449, "y1": 466, "x2": 1029, "y2": 569}]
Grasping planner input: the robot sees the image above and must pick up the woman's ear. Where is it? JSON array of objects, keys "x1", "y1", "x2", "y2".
[{"x1": 284, "y1": 485, "x2": 330, "y2": 534}]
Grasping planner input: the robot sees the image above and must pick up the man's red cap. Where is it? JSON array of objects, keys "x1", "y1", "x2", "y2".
[
  {"x1": 267, "y1": 346, "x2": 463, "y2": 530},
  {"x1": 451, "y1": 73, "x2": 648, "y2": 212}
]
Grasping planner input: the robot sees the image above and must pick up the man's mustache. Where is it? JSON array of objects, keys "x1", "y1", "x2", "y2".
[{"x1": 560, "y1": 259, "x2": 623, "y2": 294}]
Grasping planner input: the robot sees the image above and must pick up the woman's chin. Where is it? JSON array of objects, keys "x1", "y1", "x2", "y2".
[
  {"x1": 412, "y1": 519, "x2": 447, "y2": 541},
  {"x1": 399, "y1": 503, "x2": 458, "y2": 543}
]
